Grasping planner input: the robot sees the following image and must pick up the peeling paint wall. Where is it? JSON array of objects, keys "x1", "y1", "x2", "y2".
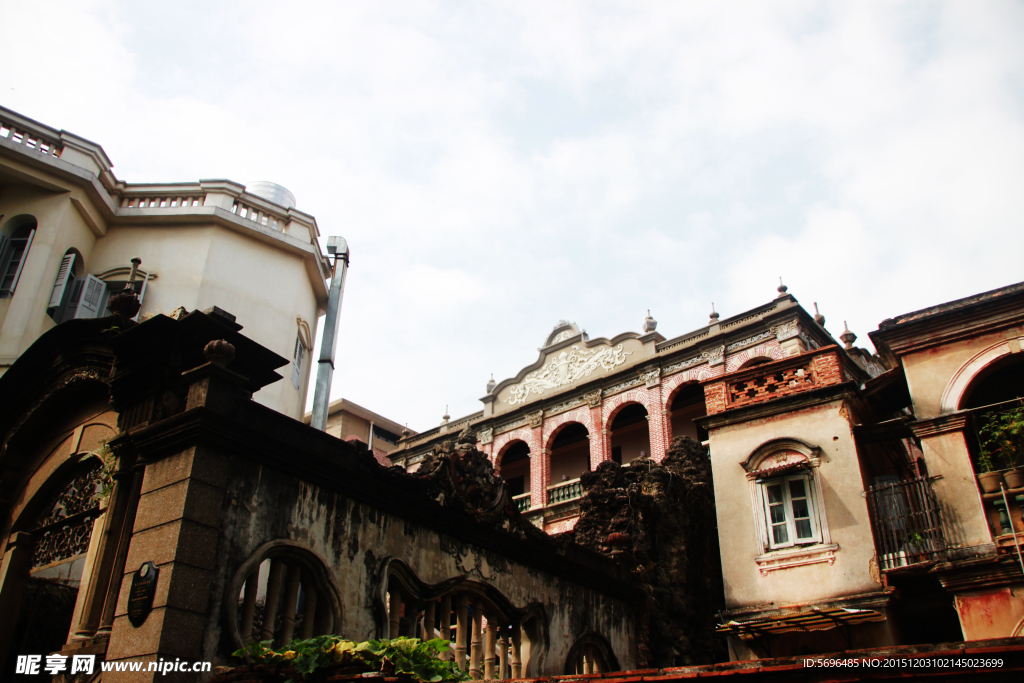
[{"x1": 205, "y1": 455, "x2": 638, "y2": 676}]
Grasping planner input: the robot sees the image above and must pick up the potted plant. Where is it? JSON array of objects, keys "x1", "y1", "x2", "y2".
[
  {"x1": 979, "y1": 407, "x2": 1024, "y2": 490},
  {"x1": 976, "y1": 451, "x2": 1004, "y2": 493}
]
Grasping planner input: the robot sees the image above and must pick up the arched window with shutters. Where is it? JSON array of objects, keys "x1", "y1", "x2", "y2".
[{"x1": 0, "y1": 215, "x2": 37, "y2": 298}]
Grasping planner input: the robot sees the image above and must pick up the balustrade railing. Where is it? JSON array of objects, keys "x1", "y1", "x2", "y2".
[
  {"x1": 513, "y1": 493, "x2": 531, "y2": 512},
  {"x1": 121, "y1": 195, "x2": 205, "y2": 209},
  {"x1": 232, "y1": 199, "x2": 286, "y2": 231},
  {"x1": 0, "y1": 118, "x2": 62, "y2": 157},
  {"x1": 547, "y1": 478, "x2": 582, "y2": 504}
]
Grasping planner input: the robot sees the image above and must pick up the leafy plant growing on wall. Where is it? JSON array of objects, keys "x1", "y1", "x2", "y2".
[
  {"x1": 979, "y1": 406, "x2": 1024, "y2": 470},
  {"x1": 233, "y1": 636, "x2": 468, "y2": 683}
]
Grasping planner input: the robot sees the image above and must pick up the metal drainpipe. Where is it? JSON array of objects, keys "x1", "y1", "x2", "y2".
[
  {"x1": 367, "y1": 421, "x2": 375, "y2": 452},
  {"x1": 311, "y1": 237, "x2": 349, "y2": 431}
]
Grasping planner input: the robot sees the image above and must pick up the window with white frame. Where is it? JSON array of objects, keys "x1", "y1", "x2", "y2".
[
  {"x1": 742, "y1": 439, "x2": 835, "y2": 573},
  {"x1": 291, "y1": 319, "x2": 313, "y2": 390},
  {"x1": 291, "y1": 334, "x2": 305, "y2": 389},
  {"x1": 760, "y1": 472, "x2": 821, "y2": 549},
  {"x1": 48, "y1": 254, "x2": 150, "y2": 323},
  {"x1": 0, "y1": 216, "x2": 37, "y2": 298}
]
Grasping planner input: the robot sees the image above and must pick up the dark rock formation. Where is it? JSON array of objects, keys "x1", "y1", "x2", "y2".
[
  {"x1": 572, "y1": 436, "x2": 725, "y2": 667},
  {"x1": 416, "y1": 427, "x2": 546, "y2": 542}
]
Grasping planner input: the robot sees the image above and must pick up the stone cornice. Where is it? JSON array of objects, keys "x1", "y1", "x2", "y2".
[{"x1": 909, "y1": 413, "x2": 970, "y2": 438}]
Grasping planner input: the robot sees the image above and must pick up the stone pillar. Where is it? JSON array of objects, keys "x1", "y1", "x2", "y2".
[
  {"x1": 239, "y1": 573, "x2": 259, "y2": 643},
  {"x1": 440, "y1": 594, "x2": 452, "y2": 660},
  {"x1": 510, "y1": 623, "x2": 521, "y2": 679},
  {"x1": 0, "y1": 532, "x2": 34, "y2": 668},
  {"x1": 261, "y1": 559, "x2": 286, "y2": 641},
  {"x1": 483, "y1": 616, "x2": 496, "y2": 679},
  {"x1": 423, "y1": 600, "x2": 435, "y2": 640},
  {"x1": 455, "y1": 593, "x2": 469, "y2": 670},
  {"x1": 277, "y1": 563, "x2": 303, "y2": 646},
  {"x1": 389, "y1": 589, "x2": 402, "y2": 640},
  {"x1": 470, "y1": 598, "x2": 483, "y2": 680},
  {"x1": 300, "y1": 574, "x2": 318, "y2": 640},
  {"x1": 498, "y1": 624, "x2": 509, "y2": 680},
  {"x1": 911, "y1": 415, "x2": 994, "y2": 551}
]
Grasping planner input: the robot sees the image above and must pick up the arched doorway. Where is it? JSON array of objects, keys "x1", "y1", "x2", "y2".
[
  {"x1": 548, "y1": 423, "x2": 589, "y2": 504},
  {"x1": 609, "y1": 403, "x2": 650, "y2": 465},
  {"x1": 669, "y1": 383, "x2": 708, "y2": 444},
  {"x1": 498, "y1": 440, "x2": 531, "y2": 511}
]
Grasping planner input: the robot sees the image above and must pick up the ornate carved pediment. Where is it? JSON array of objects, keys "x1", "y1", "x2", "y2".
[{"x1": 505, "y1": 344, "x2": 632, "y2": 406}]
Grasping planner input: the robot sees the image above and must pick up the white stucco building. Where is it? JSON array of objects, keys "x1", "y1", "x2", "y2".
[{"x1": 0, "y1": 106, "x2": 331, "y2": 419}]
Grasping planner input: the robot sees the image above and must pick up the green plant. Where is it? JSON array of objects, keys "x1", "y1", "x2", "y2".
[
  {"x1": 232, "y1": 636, "x2": 468, "y2": 683},
  {"x1": 979, "y1": 406, "x2": 1024, "y2": 470},
  {"x1": 88, "y1": 442, "x2": 117, "y2": 502}
]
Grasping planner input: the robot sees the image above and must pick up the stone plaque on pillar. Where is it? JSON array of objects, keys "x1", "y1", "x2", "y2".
[{"x1": 127, "y1": 561, "x2": 159, "y2": 627}]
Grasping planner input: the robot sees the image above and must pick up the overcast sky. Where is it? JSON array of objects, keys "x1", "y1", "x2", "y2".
[{"x1": 4, "y1": 1, "x2": 1024, "y2": 432}]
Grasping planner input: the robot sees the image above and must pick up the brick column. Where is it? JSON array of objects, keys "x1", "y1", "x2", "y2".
[
  {"x1": 529, "y1": 425, "x2": 545, "y2": 509},
  {"x1": 588, "y1": 403, "x2": 606, "y2": 470},
  {"x1": 647, "y1": 384, "x2": 667, "y2": 462}
]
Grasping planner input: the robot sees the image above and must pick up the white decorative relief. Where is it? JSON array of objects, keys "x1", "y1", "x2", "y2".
[
  {"x1": 726, "y1": 330, "x2": 775, "y2": 352},
  {"x1": 772, "y1": 320, "x2": 800, "y2": 341},
  {"x1": 551, "y1": 329, "x2": 577, "y2": 344},
  {"x1": 505, "y1": 344, "x2": 632, "y2": 406},
  {"x1": 641, "y1": 368, "x2": 661, "y2": 387}
]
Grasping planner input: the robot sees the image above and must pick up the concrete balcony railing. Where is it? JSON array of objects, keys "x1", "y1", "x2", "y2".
[
  {"x1": 513, "y1": 492, "x2": 531, "y2": 512},
  {"x1": 114, "y1": 180, "x2": 317, "y2": 245},
  {"x1": 547, "y1": 478, "x2": 583, "y2": 505},
  {"x1": 0, "y1": 114, "x2": 61, "y2": 158}
]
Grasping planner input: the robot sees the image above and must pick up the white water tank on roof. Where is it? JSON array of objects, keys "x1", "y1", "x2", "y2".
[{"x1": 246, "y1": 181, "x2": 296, "y2": 210}]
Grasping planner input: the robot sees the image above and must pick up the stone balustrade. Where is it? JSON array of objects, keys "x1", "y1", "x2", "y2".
[
  {"x1": 548, "y1": 478, "x2": 583, "y2": 504},
  {"x1": 0, "y1": 116, "x2": 62, "y2": 158}
]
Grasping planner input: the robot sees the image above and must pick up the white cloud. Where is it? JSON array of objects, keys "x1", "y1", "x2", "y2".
[{"x1": 5, "y1": 1, "x2": 1024, "y2": 429}]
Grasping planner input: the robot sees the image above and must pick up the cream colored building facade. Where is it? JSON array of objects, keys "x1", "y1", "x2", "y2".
[{"x1": 0, "y1": 106, "x2": 330, "y2": 419}]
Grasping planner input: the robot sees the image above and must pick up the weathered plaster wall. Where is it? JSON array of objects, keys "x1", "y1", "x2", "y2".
[
  {"x1": 197, "y1": 455, "x2": 638, "y2": 676},
  {"x1": 709, "y1": 399, "x2": 880, "y2": 610}
]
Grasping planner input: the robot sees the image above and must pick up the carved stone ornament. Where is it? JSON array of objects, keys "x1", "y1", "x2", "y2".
[
  {"x1": 478, "y1": 428, "x2": 493, "y2": 445},
  {"x1": 642, "y1": 368, "x2": 661, "y2": 387},
  {"x1": 772, "y1": 320, "x2": 800, "y2": 342},
  {"x1": 584, "y1": 389, "x2": 603, "y2": 407},
  {"x1": 526, "y1": 410, "x2": 544, "y2": 428},
  {"x1": 506, "y1": 344, "x2": 632, "y2": 405},
  {"x1": 726, "y1": 330, "x2": 775, "y2": 352},
  {"x1": 703, "y1": 345, "x2": 725, "y2": 366},
  {"x1": 414, "y1": 440, "x2": 541, "y2": 539}
]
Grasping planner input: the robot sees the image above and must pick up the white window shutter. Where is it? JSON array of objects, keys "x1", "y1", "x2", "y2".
[
  {"x1": 74, "y1": 274, "x2": 107, "y2": 319},
  {"x1": 48, "y1": 253, "x2": 77, "y2": 309},
  {"x1": 291, "y1": 336, "x2": 304, "y2": 389},
  {"x1": 7, "y1": 229, "x2": 34, "y2": 295}
]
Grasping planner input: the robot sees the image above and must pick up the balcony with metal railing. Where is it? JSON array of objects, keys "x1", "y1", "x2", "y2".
[
  {"x1": 964, "y1": 399, "x2": 1024, "y2": 551},
  {"x1": 866, "y1": 476, "x2": 947, "y2": 570}
]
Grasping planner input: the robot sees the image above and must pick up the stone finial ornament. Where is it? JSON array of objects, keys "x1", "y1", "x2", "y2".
[
  {"x1": 777, "y1": 277, "x2": 789, "y2": 298},
  {"x1": 486, "y1": 374, "x2": 496, "y2": 394},
  {"x1": 441, "y1": 406, "x2": 450, "y2": 425},
  {"x1": 204, "y1": 339, "x2": 235, "y2": 366},
  {"x1": 107, "y1": 257, "x2": 143, "y2": 318},
  {"x1": 840, "y1": 321, "x2": 857, "y2": 349},
  {"x1": 709, "y1": 303, "x2": 720, "y2": 324},
  {"x1": 813, "y1": 302, "x2": 826, "y2": 328},
  {"x1": 643, "y1": 309, "x2": 658, "y2": 333}
]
